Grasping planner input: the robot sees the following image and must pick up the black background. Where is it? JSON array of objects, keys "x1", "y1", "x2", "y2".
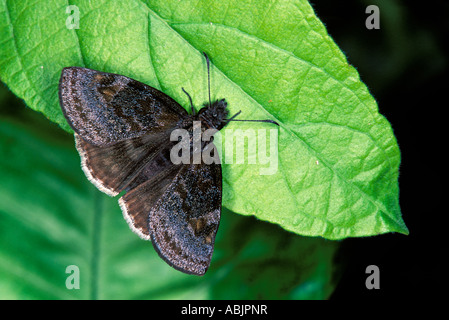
[{"x1": 308, "y1": 0, "x2": 447, "y2": 299}]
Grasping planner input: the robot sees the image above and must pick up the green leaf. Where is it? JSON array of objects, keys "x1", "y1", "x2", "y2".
[
  {"x1": 0, "y1": 0, "x2": 407, "y2": 239},
  {"x1": 0, "y1": 104, "x2": 339, "y2": 299}
]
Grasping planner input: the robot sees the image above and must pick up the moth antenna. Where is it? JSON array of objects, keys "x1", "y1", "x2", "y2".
[
  {"x1": 226, "y1": 110, "x2": 279, "y2": 126},
  {"x1": 182, "y1": 87, "x2": 196, "y2": 115},
  {"x1": 203, "y1": 52, "x2": 212, "y2": 108},
  {"x1": 229, "y1": 119, "x2": 279, "y2": 125},
  {"x1": 226, "y1": 110, "x2": 242, "y2": 122}
]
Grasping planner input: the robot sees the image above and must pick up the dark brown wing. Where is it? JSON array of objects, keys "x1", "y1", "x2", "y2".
[
  {"x1": 119, "y1": 162, "x2": 222, "y2": 275},
  {"x1": 59, "y1": 67, "x2": 189, "y2": 195},
  {"x1": 117, "y1": 144, "x2": 182, "y2": 239},
  {"x1": 59, "y1": 67, "x2": 187, "y2": 146},
  {"x1": 75, "y1": 130, "x2": 173, "y2": 196},
  {"x1": 60, "y1": 66, "x2": 223, "y2": 275}
]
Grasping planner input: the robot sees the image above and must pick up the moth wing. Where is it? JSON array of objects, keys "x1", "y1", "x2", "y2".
[
  {"x1": 75, "y1": 130, "x2": 173, "y2": 196},
  {"x1": 59, "y1": 67, "x2": 187, "y2": 146},
  {"x1": 118, "y1": 155, "x2": 184, "y2": 240},
  {"x1": 119, "y1": 162, "x2": 222, "y2": 275}
]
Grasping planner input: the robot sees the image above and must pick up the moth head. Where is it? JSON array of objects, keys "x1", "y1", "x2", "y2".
[{"x1": 198, "y1": 99, "x2": 229, "y2": 130}]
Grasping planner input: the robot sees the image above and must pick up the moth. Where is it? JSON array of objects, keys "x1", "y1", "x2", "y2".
[{"x1": 59, "y1": 53, "x2": 277, "y2": 275}]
